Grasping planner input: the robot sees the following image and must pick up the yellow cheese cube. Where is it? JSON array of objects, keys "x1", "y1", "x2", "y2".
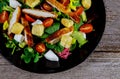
[
  {"x1": 11, "y1": 22, "x2": 24, "y2": 34},
  {"x1": 60, "y1": 34, "x2": 73, "y2": 48},
  {"x1": 32, "y1": 24, "x2": 44, "y2": 36}
]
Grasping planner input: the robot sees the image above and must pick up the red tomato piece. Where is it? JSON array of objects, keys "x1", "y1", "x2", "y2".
[
  {"x1": 25, "y1": 14, "x2": 35, "y2": 22},
  {"x1": 42, "y1": 3, "x2": 52, "y2": 11},
  {"x1": 0, "y1": 11, "x2": 9, "y2": 23},
  {"x1": 80, "y1": 24, "x2": 93, "y2": 33},
  {"x1": 35, "y1": 43, "x2": 46, "y2": 53},
  {"x1": 43, "y1": 18, "x2": 54, "y2": 28}
]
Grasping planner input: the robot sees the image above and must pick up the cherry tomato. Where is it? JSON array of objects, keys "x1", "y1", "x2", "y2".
[
  {"x1": 25, "y1": 14, "x2": 35, "y2": 22},
  {"x1": 75, "y1": 6, "x2": 84, "y2": 16},
  {"x1": 42, "y1": 3, "x2": 52, "y2": 11},
  {"x1": 60, "y1": 0, "x2": 70, "y2": 6},
  {"x1": 0, "y1": 11, "x2": 9, "y2": 23},
  {"x1": 35, "y1": 43, "x2": 46, "y2": 53},
  {"x1": 43, "y1": 18, "x2": 54, "y2": 27},
  {"x1": 80, "y1": 24, "x2": 93, "y2": 33}
]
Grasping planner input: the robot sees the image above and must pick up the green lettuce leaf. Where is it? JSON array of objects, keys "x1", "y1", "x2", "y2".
[{"x1": 71, "y1": 31, "x2": 87, "y2": 47}]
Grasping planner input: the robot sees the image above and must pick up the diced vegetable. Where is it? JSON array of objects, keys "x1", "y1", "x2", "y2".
[
  {"x1": 14, "y1": 34, "x2": 24, "y2": 43},
  {"x1": 0, "y1": 11, "x2": 9, "y2": 23},
  {"x1": 5, "y1": 40, "x2": 17, "y2": 55},
  {"x1": 61, "y1": 18, "x2": 74, "y2": 28},
  {"x1": 42, "y1": 3, "x2": 52, "y2": 11},
  {"x1": 68, "y1": 0, "x2": 81, "y2": 10},
  {"x1": 31, "y1": 19, "x2": 43, "y2": 26},
  {"x1": 11, "y1": 22, "x2": 24, "y2": 34},
  {"x1": 60, "y1": 34, "x2": 73, "y2": 48},
  {"x1": 44, "y1": 50, "x2": 59, "y2": 61},
  {"x1": 2, "y1": 6, "x2": 14, "y2": 13},
  {"x1": 45, "y1": 22, "x2": 60, "y2": 34},
  {"x1": 9, "y1": 0, "x2": 22, "y2": 8},
  {"x1": 25, "y1": 14, "x2": 35, "y2": 22},
  {"x1": 21, "y1": 47, "x2": 34, "y2": 63},
  {"x1": 32, "y1": 24, "x2": 44, "y2": 36},
  {"x1": 34, "y1": 52, "x2": 41, "y2": 63},
  {"x1": 18, "y1": 42, "x2": 26, "y2": 48},
  {"x1": 73, "y1": 19, "x2": 83, "y2": 31},
  {"x1": 82, "y1": 0, "x2": 92, "y2": 9},
  {"x1": 35, "y1": 43, "x2": 46, "y2": 53},
  {"x1": 71, "y1": 31, "x2": 87, "y2": 47},
  {"x1": 79, "y1": 24, "x2": 93, "y2": 33},
  {"x1": 81, "y1": 11, "x2": 87, "y2": 22},
  {"x1": 3, "y1": 21, "x2": 9, "y2": 30},
  {"x1": 43, "y1": 18, "x2": 54, "y2": 28},
  {"x1": 58, "y1": 48, "x2": 71, "y2": 59},
  {"x1": 46, "y1": 43, "x2": 64, "y2": 53},
  {"x1": 25, "y1": 0, "x2": 40, "y2": 8}
]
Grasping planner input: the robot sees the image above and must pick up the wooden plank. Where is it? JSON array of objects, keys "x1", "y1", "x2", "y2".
[
  {"x1": 95, "y1": 34, "x2": 120, "y2": 51},
  {"x1": 0, "y1": 52, "x2": 120, "y2": 79},
  {"x1": 0, "y1": 65, "x2": 31, "y2": 79},
  {"x1": 103, "y1": 0, "x2": 120, "y2": 34},
  {"x1": 28, "y1": 52, "x2": 120, "y2": 79}
]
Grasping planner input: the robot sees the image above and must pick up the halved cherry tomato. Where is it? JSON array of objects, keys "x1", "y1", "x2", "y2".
[
  {"x1": 43, "y1": 18, "x2": 54, "y2": 27},
  {"x1": 0, "y1": 11, "x2": 9, "y2": 23},
  {"x1": 25, "y1": 14, "x2": 35, "y2": 22},
  {"x1": 80, "y1": 24, "x2": 93, "y2": 33},
  {"x1": 75, "y1": 6, "x2": 84, "y2": 16},
  {"x1": 42, "y1": 3, "x2": 52, "y2": 11},
  {"x1": 35, "y1": 43, "x2": 46, "y2": 53},
  {"x1": 60, "y1": 0, "x2": 70, "y2": 6}
]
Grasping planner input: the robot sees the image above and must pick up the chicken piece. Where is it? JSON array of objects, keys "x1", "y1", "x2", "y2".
[
  {"x1": 46, "y1": 0, "x2": 71, "y2": 14},
  {"x1": 46, "y1": 26, "x2": 74, "y2": 44},
  {"x1": 69, "y1": 12, "x2": 80, "y2": 23},
  {"x1": 46, "y1": 0, "x2": 81, "y2": 23},
  {"x1": 8, "y1": 7, "x2": 21, "y2": 35},
  {"x1": 9, "y1": 0, "x2": 22, "y2": 8},
  {"x1": 22, "y1": 9, "x2": 58, "y2": 18},
  {"x1": 21, "y1": 18, "x2": 34, "y2": 47}
]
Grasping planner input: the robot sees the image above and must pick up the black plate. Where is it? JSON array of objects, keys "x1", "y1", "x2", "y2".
[{"x1": 0, "y1": 0, "x2": 106, "y2": 73}]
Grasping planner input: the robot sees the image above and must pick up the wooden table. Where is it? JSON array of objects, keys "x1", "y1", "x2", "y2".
[{"x1": 0, "y1": 0, "x2": 119, "y2": 79}]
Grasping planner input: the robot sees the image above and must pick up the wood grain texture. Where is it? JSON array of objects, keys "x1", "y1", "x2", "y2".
[{"x1": 0, "y1": 0, "x2": 120, "y2": 79}]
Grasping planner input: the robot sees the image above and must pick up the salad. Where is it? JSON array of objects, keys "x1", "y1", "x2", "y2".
[{"x1": 0, "y1": 0, "x2": 93, "y2": 64}]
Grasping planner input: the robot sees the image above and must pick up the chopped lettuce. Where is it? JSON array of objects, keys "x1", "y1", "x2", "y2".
[
  {"x1": 45, "y1": 22, "x2": 60, "y2": 34},
  {"x1": 69, "y1": 0, "x2": 81, "y2": 10},
  {"x1": 58, "y1": 48, "x2": 71, "y2": 59},
  {"x1": 71, "y1": 31, "x2": 87, "y2": 47},
  {"x1": 21, "y1": 47, "x2": 42, "y2": 64},
  {"x1": 0, "y1": 0, "x2": 14, "y2": 13},
  {"x1": 74, "y1": 19, "x2": 83, "y2": 31},
  {"x1": 46, "y1": 42, "x2": 64, "y2": 53}
]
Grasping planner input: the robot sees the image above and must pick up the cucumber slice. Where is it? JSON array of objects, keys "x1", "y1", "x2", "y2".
[
  {"x1": 82, "y1": 0, "x2": 92, "y2": 9},
  {"x1": 81, "y1": 11, "x2": 87, "y2": 22}
]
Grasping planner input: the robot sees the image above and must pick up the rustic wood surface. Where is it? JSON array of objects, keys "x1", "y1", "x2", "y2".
[{"x1": 0, "y1": 0, "x2": 120, "y2": 79}]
